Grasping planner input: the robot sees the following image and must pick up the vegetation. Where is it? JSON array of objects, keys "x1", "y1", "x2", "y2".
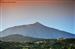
[{"x1": 0, "y1": 38, "x2": 75, "y2": 49}]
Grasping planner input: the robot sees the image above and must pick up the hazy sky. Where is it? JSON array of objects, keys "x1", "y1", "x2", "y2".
[{"x1": 0, "y1": 0, "x2": 75, "y2": 34}]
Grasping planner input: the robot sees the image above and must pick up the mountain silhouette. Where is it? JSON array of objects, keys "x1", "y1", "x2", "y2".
[{"x1": 0, "y1": 22, "x2": 75, "y2": 39}]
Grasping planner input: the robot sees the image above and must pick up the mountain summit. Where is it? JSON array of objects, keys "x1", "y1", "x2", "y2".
[{"x1": 0, "y1": 22, "x2": 75, "y2": 39}]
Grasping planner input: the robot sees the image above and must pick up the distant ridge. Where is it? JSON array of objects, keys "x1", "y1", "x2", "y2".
[
  {"x1": 0, "y1": 34, "x2": 43, "y2": 42},
  {"x1": 0, "y1": 22, "x2": 75, "y2": 39}
]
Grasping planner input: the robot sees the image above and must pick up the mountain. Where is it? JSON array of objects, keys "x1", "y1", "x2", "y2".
[
  {"x1": 0, "y1": 34, "x2": 43, "y2": 42},
  {"x1": 0, "y1": 22, "x2": 75, "y2": 39}
]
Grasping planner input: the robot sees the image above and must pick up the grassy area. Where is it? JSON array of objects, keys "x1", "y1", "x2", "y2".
[{"x1": 0, "y1": 38, "x2": 75, "y2": 49}]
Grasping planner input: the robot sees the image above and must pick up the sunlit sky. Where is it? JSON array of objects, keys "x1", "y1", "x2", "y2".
[{"x1": 0, "y1": 0, "x2": 75, "y2": 34}]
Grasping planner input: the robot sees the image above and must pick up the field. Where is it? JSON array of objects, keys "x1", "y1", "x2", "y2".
[{"x1": 0, "y1": 38, "x2": 75, "y2": 49}]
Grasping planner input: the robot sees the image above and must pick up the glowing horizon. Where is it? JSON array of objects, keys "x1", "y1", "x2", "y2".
[{"x1": 0, "y1": 0, "x2": 74, "y2": 34}]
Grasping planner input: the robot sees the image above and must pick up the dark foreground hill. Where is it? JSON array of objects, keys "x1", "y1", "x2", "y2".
[{"x1": 0, "y1": 37, "x2": 75, "y2": 49}]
